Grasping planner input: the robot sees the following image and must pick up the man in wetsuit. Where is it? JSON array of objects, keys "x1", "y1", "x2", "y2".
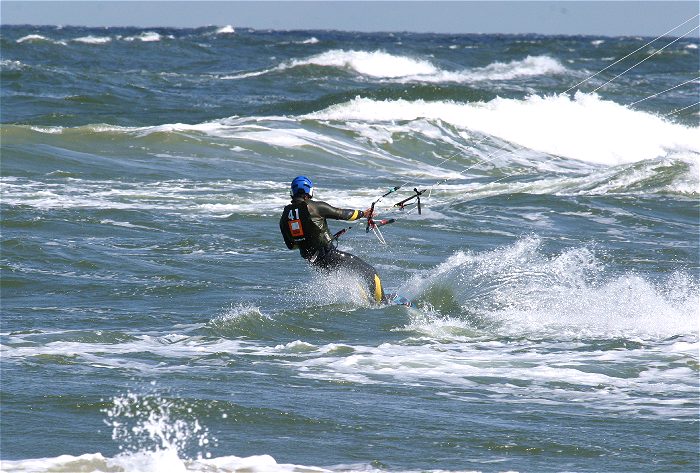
[{"x1": 280, "y1": 175, "x2": 386, "y2": 303}]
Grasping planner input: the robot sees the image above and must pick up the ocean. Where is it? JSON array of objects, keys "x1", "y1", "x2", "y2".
[{"x1": 0, "y1": 24, "x2": 698, "y2": 473}]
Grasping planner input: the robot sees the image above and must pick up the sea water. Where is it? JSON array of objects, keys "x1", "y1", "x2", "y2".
[{"x1": 1, "y1": 25, "x2": 698, "y2": 472}]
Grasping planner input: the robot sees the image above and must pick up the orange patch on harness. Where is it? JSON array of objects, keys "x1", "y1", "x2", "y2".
[{"x1": 288, "y1": 219, "x2": 304, "y2": 237}]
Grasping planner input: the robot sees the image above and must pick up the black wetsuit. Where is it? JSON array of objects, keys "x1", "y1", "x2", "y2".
[{"x1": 280, "y1": 196, "x2": 386, "y2": 303}]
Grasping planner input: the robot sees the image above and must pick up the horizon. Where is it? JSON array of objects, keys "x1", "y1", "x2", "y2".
[
  {"x1": 1, "y1": 1, "x2": 699, "y2": 37},
  {"x1": 4, "y1": 24, "x2": 698, "y2": 39}
]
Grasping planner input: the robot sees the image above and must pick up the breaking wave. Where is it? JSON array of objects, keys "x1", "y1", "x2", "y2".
[
  {"x1": 308, "y1": 93, "x2": 700, "y2": 166},
  {"x1": 222, "y1": 50, "x2": 566, "y2": 83},
  {"x1": 400, "y1": 236, "x2": 699, "y2": 340}
]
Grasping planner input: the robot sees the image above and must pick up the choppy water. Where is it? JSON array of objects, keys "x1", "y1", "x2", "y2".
[{"x1": 1, "y1": 25, "x2": 698, "y2": 473}]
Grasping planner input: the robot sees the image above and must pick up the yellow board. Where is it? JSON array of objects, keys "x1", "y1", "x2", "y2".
[{"x1": 374, "y1": 274, "x2": 383, "y2": 302}]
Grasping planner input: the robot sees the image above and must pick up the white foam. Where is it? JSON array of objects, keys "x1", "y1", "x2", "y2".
[
  {"x1": 124, "y1": 31, "x2": 163, "y2": 42},
  {"x1": 218, "y1": 69, "x2": 272, "y2": 80},
  {"x1": 16, "y1": 34, "x2": 48, "y2": 43},
  {"x1": 289, "y1": 49, "x2": 439, "y2": 78},
  {"x1": 31, "y1": 94, "x2": 686, "y2": 183},
  {"x1": 6, "y1": 93, "x2": 697, "y2": 194},
  {"x1": 215, "y1": 25, "x2": 235, "y2": 34},
  {"x1": 2, "y1": 234, "x2": 697, "y2": 425},
  {"x1": 0, "y1": 452, "x2": 334, "y2": 473},
  {"x1": 110, "y1": 450, "x2": 190, "y2": 473},
  {"x1": 494, "y1": 273, "x2": 699, "y2": 339},
  {"x1": 399, "y1": 237, "x2": 699, "y2": 340},
  {"x1": 436, "y1": 55, "x2": 566, "y2": 82},
  {"x1": 307, "y1": 93, "x2": 700, "y2": 166},
  {"x1": 429, "y1": 153, "x2": 699, "y2": 197},
  {"x1": 0, "y1": 177, "x2": 290, "y2": 214},
  {"x1": 0, "y1": 59, "x2": 28, "y2": 70},
  {"x1": 234, "y1": 129, "x2": 317, "y2": 147},
  {"x1": 291, "y1": 51, "x2": 564, "y2": 83},
  {"x1": 209, "y1": 304, "x2": 270, "y2": 328},
  {"x1": 1, "y1": 333, "x2": 248, "y2": 368},
  {"x1": 28, "y1": 125, "x2": 64, "y2": 134},
  {"x1": 287, "y1": 334, "x2": 698, "y2": 420},
  {"x1": 197, "y1": 455, "x2": 330, "y2": 472},
  {"x1": 0, "y1": 453, "x2": 111, "y2": 473},
  {"x1": 16, "y1": 34, "x2": 66, "y2": 45},
  {"x1": 220, "y1": 51, "x2": 563, "y2": 83},
  {"x1": 72, "y1": 35, "x2": 112, "y2": 44},
  {"x1": 275, "y1": 340, "x2": 317, "y2": 353}
]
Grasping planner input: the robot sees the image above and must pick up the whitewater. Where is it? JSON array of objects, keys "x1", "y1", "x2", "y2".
[{"x1": 1, "y1": 25, "x2": 698, "y2": 473}]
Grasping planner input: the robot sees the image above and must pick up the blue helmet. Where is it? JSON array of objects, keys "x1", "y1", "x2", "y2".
[{"x1": 291, "y1": 175, "x2": 314, "y2": 197}]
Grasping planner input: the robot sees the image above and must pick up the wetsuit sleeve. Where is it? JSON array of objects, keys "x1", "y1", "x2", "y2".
[{"x1": 312, "y1": 201, "x2": 364, "y2": 221}]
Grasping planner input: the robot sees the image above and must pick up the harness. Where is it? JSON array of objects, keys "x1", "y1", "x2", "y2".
[{"x1": 280, "y1": 201, "x2": 326, "y2": 260}]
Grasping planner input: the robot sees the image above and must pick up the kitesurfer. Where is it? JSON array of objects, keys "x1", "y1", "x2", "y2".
[{"x1": 280, "y1": 176, "x2": 386, "y2": 303}]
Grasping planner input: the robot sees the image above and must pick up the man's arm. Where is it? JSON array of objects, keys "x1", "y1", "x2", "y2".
[{"x1": 312, "y1": 201, "x2": 366, "y2": 221}]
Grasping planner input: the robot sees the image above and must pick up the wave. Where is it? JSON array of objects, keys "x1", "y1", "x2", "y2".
[
  {"x1": 206, "y1": 304, "x2": 284, "y2": 339},
  {"x1": 0, "y1": 331, "x2": 247, "y2": 370},
  {"x1": 15, "y1": 34, "x2": 66, "y2": 45},
  {"x1": 222, "y1": 50, "x2": 566, "y2": 83},
  {"x1": 14, "y1": 32, "x2": 168, "y2": 45},
  {"x1": 72, "y1": 35, "x2": 112, "y2": 44},
  {"x1": 215, "y1": 25, "x2": 235, "y2": 35},
  {"x1": 288, "y1": 330, "x2": 698, "y2": 422},
  {"x1": 399, "y1": 236, "x2": 699, "y2": 340},
  {"x1": 16, "y1": 92, "x2": 697, "y2": 169},
  {"x1": 288, "y1": 49, "x2": 439, "y2": 78},
  {"x1": 4, "y1": 161, "x2": 690, "y2": 217},
  {"x1": 429, "y1": 156, "x2": 699, "y2": 197},
  {"x1": 438, "y1": 55, "x2": 566, "y2": 82},
  {"x1": 0, "y1": 59, "x2": 28, "y2": 70},
  {"x1": 3, "y1": 91, "x2": 698, "y2": 197},
  {"x1": 2, "y1": 348, "x2": 696, "y2": 469},
  {"x1": 123, "y1": 31, "x2": 167, "y2": 42},
  {"x1": 0, "y1": 388, "x2": 342, "y2": 472},
  {"x1": 0, "y1": 176, "x2": 291, "y2": 214},
  {"x1": 308, "y1": 93, "x2": 700, "y2": 167},
  {"x1": 0, "y1": 452, "x2": 341, "y2": 473}
]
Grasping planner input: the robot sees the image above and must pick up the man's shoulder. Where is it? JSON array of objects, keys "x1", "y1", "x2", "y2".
[{"x1": 307, "y1": 199, "x2": 336, "y2": 212}]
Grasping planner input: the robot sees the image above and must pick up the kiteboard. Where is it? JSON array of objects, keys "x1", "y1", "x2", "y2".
[{"x1": 387, "y1": 293, "x2": 412, "y2": 307}]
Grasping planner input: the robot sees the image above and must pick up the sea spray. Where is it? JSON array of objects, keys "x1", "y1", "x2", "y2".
[
  {"x1": 103, "y1": 389, "x2": 216, "y2": 469},
  {"x1": 399, "y1": 236, "x2": 699, "y2": 340}
]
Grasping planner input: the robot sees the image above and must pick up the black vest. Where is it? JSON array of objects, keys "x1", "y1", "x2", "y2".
[{"x1": 280, "y1": 201, "x2": 325, "y2": 259}]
